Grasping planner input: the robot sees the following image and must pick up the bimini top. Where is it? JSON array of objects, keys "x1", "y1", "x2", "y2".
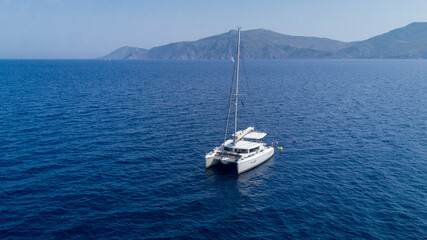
[
  {"x1": 232, "y1": 127, "x2": 267, "y2": 142},
  {"x1": 223, "y1": 139, "x2": 261, "y2": 150},
  {"x1": 243, "y1": 131, "x2": 267, "y2": 139}
]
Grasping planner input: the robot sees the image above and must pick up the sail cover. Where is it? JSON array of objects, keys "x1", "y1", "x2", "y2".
[{"x1": 244, "y1": 131, "x2": 267, "y2": 139}]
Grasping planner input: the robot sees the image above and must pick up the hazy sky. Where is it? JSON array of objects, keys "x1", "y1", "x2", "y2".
[{"x1": 2, "y1": 0, "x2": 427, "y2": 59}]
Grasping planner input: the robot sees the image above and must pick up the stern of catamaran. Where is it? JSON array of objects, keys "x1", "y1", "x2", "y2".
[{"x1": 205, "y1": 149, "x2": 220, "y2": 168}]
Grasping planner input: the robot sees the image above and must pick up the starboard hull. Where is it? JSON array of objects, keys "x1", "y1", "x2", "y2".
[{"x1": 237, "y1": 147, "x2": 274, "y2": 174}]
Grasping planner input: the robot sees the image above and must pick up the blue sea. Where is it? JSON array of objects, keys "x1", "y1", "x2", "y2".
[{"x1": 0, "y1": 59, "x2": 426, "y2": 239}]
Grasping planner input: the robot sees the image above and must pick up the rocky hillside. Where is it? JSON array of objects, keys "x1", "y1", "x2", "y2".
[{"x1": 100, "y1": 22, "x2": 427, "y2": 60}]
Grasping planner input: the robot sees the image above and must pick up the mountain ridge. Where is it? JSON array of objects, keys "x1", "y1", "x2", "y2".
[{"x1": 100, "y1": 22, "x2": 427, "y2": 60}]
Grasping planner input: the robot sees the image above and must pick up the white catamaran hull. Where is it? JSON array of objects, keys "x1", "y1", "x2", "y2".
[
  {"x1": 205, "y1": 148, "x2": 220, "y2": 168},
  {"x1": 205, "y1": 156, "x2": 219, "y2": 168},
  {"x1": 205, "y1": 145, "x2": 274, "y2": 174},
  {"x1": 237, "y1": 147, "x2": 274, "y2": 174},
  {"x1": 205, "y1": 151, "x2": 236, "y2": 168}
]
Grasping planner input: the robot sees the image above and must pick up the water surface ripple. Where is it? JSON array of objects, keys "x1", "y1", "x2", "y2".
[{"x1": 0, "y1": 60, "x2": 426, "y2": 239}]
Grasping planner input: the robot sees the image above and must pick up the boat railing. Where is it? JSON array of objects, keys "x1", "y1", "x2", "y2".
[{"x1": 217, "y1": 151, "x2": 242, "y2": 158}]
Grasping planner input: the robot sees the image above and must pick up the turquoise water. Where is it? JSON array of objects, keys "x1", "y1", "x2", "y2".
[{"x1": 0, "y1": 60, "x2": 426, "y2": 239}]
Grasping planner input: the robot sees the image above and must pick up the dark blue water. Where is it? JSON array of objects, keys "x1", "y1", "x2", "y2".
[{"x1": 1, "y1": 60, "x2": 426, "y2": 239}]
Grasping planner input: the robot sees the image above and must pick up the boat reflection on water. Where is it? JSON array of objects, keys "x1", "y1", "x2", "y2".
[{"x1": 204, "y1": 156, "x2": 275, "y2": 195}]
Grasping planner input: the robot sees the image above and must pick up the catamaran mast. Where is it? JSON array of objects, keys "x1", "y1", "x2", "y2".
[{"x1": 234, "y1": 27, "x2": 241, "y2": 145}]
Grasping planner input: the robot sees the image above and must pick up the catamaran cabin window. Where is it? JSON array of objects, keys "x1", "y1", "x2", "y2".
[
  {"x1": 236, "y1": 149, "x2": 249, "y2": 153},
  {"x1": 250, "y1": 147, "x2": 259, "y2": 153},
  {"x1": 224, "y1": 147, "x2": 233, "y2": 152}
]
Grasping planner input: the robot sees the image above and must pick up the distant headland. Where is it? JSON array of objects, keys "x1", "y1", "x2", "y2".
[{"x1": 100, "y1": 22, "x2": 427, "y2": 60}]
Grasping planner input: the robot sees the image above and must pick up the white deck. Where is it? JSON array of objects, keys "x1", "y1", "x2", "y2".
[
  {"x1": 244, "y1": 131, "x2": 267, "y2": 139},
  {"x1": 223, "y1": 139, "x2": 261, "y2": 150}
]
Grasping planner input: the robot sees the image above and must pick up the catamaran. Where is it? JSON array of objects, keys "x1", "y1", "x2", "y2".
[{"x1": 205, "y1": 27, "x2": 274, "y2": 174}]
